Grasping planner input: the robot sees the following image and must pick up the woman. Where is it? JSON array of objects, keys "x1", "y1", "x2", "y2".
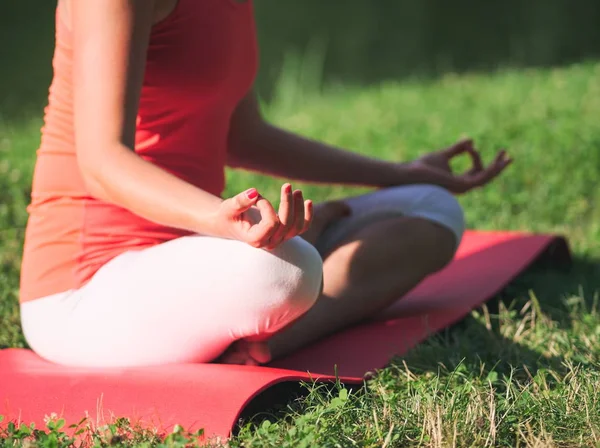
[{"x1": 19, "y1": 0, "x2": 511, "y2": 367}]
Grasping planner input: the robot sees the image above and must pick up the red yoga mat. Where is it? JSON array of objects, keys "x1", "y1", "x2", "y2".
[{"x1": 0, "y1": 231, "x2": 569, "y2": 441}]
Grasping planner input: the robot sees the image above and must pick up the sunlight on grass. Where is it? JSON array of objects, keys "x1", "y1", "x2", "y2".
[{"x1": 1, "y1": 57, "x2": 600, "y2": 446}]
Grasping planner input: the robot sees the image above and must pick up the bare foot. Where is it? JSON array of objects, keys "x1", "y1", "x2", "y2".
[{"x1": 215, "y1": 339, "x2": 272, "y2": 366}]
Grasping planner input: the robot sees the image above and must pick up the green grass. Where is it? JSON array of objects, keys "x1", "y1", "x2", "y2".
[{"x1": 2, "y1": 57, "x2": 600, "y2": 446}]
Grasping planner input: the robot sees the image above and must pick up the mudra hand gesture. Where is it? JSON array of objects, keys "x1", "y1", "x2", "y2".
[{"x1": 410, "y1": 139, "x2": 512, "y2": 194}]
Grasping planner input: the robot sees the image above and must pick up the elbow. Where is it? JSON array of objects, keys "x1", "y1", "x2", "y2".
[
  {"x1": 226, "y1": 152, "x2": 244, "y2": 169},
  {"x1": 227, "y1": 118, "x2": 268, "y2": 169},
  {"x1": 226, "y1": 138, "x2": 250, "y2": 169},
  {"x1": 78, "y1": 159, "x2": 109, "y2": 201},
  {"x1": 76, "y1": 146, "x2": 117, "y2": 202}
]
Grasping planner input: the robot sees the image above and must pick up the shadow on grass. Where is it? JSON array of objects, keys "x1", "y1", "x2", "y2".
[
  {"x1": 235, "y1": 249, "x2": 600, "y2": 431},
  {"x1": 503, "y1": 255, "x2": 600, "y2": 323},
  {"x1": 396, "y1": 252, "x2": 600, "y2": 387}
]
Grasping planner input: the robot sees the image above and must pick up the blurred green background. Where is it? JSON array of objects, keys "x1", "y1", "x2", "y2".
[{"x1": 2, "y1": 0, "x2": 600, "y2": 117}]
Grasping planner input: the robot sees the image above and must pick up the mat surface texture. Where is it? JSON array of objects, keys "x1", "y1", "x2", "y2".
[{"x1": 0, "y1": 231, "x2": 569, "y2": 439}]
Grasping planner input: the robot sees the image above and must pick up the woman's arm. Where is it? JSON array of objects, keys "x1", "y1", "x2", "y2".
[
  {"x1": 228, "y1": 92, "x2": 512, "y2": 192},
  {"x1": 227, "y1": 93, "x2": 413, "y2": 188},
  {"x1": 72, "y1": 0, "x2": 226, "y2": 236}
]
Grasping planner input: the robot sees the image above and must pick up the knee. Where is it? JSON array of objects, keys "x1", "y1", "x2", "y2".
[
  {"x1": 271, "y1": 237, "x2": 324, "y2": 308},
  {"x1": 410, "y1": 185, "x2": 465, "y2": 244},
  {"x1": 246, "y1": 237, "x2": 323, "y2": 319},
  {"x1": 407, "y1": 185, "x2": 465, "y2": 270}
]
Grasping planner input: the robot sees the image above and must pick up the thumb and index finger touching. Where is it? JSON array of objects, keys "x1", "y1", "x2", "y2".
[
  {"x1": 226, "y1": 188, "x2": 280, "y2": 242},
  {"x1": 444, "y1": 139, "x2": 484, "y2": 173},
  {"x1": 226, "y1": 186, "x2": 318, "y2": 248},
  {"x1": 442, "y1": 139, "x2": 513, "y2": 192},
  {"x1": 226, "y1": 188, "x2": 261, "y2": 216}
]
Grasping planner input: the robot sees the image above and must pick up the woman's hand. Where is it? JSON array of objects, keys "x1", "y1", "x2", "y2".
[
  {"x1": 217, "y1": 184, "x2": 313, "y2": 250},
  {"x1": 407, "y1": 139, "x2": 512, "y2": 194}
]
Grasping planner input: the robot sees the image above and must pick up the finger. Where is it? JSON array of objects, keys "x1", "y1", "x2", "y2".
[
  {"x1": 300, "y1": 200, "x2": 314, "y2": 234},
  {"x1": 493, "y1": 151, "x2": 512, "y2": 172},
  {"x1": 290, "y1": 189, "x2": 306, "y2": 238},
  {"x1": 486, "y1": 150, "x2": 511, "y2": 176},
  {"x1": 246, "y1": 196, "x2": 280, "y2": 248},
  {"x1": 444, "y1": 138, "x2": 473, "y2": 157},
  {"x1": 466, "y1": 144, "x2": 484, "y2": 173},
  {"x1": 267, "y1": 184, "x2": 293, "y2": 249},
  {"x1": 471, "y1": 151, "x2": 512, "y2": 187},
  {"x1": 495, "y1": 149, "x2": 509, "y2": 164},
  {"x1": 448, "y1": 139, "x2": 483, "y2": 176},
  {"x1": 487, "y1": 149, "x2": 506, "y2": 167},
  {"x1": 227, "y1": 188, "x2": 260, "y2": 217}
]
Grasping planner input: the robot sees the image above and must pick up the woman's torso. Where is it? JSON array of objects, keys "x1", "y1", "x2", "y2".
[{"x1": 20, "y1": 0, "x2": 258, "y2": 302}]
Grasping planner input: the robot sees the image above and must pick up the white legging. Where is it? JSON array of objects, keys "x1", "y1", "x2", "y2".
[{"x1": 20, "y1": 185, "x2": 465, "y2": 368}]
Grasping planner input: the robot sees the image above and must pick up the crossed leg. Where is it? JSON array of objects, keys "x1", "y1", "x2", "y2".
[{"x1": 219, "y1": 184, "x2": 465, "y2": 364}]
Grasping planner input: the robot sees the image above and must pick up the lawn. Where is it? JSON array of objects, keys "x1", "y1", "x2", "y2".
[{"x1": 1, "y1": 34, "x2": 600, "y2": 448}]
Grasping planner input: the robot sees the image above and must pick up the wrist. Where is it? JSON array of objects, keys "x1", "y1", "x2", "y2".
[
  {"x1": 374, "y1": 161, "x2": 424, "y2": 187},
  {"x1": 190, "y1": 196, "x2": 226, "y2": 237}
]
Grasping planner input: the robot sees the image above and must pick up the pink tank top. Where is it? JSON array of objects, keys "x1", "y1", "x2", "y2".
[{"x1": 20, "y1": 0, "x2": 258, "y2": 302}]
